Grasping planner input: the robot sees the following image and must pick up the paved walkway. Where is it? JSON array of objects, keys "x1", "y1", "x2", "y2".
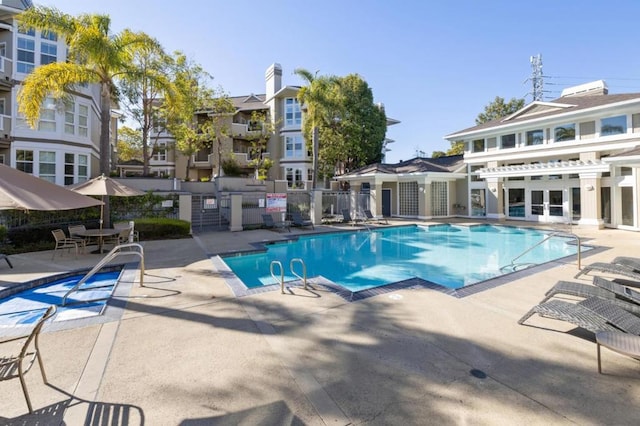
[{"x1": 0, "y1": 220, "x2": 639, "y2": 425}]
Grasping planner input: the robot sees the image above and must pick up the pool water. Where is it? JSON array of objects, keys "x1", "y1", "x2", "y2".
[
  {"x1": 222, "y1": 224, "x2": 588, "y2": 292},
  {"x1": 0, "y1": 270, "x2": 122, "y2": 326}
]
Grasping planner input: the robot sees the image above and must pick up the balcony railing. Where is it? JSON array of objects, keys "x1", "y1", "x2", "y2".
[{"x1": 231, "y1": 122, "x2": 263, "y2": 139}]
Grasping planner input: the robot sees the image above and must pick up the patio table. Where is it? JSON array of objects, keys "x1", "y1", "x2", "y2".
[{"x1": 76, "y1": 228, "x2": 119, "y2": 254}]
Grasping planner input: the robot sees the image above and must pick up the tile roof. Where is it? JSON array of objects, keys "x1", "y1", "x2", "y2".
[
  {"x1": 447, "y1": 93, "x2": 640, "y2": 138},
  {"x1": 342, "y1": 155, "x2": 464, "y2": 177}
]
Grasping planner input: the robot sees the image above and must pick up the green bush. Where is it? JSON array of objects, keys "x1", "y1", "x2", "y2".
[{"x1": 132, "y1": 218, "x2": 191, "y2": 240}]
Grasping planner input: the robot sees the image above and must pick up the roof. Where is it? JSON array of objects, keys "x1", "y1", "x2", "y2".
[
  {"x1": 446, "y1": 92, "x2": 640, "y2": 139},
  {"x1": 230, "y1": 94, "x2": 268, "y2": 112},
  {"x1": 341, "y1": 155, "x2": 465, "y2": 178}
]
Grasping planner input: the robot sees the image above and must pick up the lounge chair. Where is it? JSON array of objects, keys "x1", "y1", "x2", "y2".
[
  {"x1": 290, "y1": 211, "x2": 314, "y2": 229},
  {"x1": 518, "y1": 296, "x2": 640, "y2": 334},
  {"x1": 540, "y1": 277, "x2": 640, "y2": 315},
  {"x1": 363, "y1": 209, "x2": 388, "y2": 224},
  {"x1": 0, "y1": 305, "x2": 56, "y2": 413},
  {"x1": 574, "y1": 260, "x2": 640, "y2": 281},
  {"x1": 596, "y1": 331, "x2": 640, "y2": 374},
  {"x1": 341, "y1": 209, "x2": 363, "y2": 225},
  {"x1": 262, "y1": 214, "x2": 290, "y2": 232}
]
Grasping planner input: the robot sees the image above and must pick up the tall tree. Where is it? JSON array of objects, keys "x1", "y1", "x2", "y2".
[
  {"x1": 296, "y1": 70, "x2": 387, "y2": 180},
  {"x1": 117, "y1": 125, "x2": 143, "y2": 162},
  {"x1": 163, "y1": 54, "x2": 234, "y2": 179},
  {"x1": 246, "y1": 110, "x2": 275, "y2": 180},
  {"x1": 17, "y1": 6, "x2": 161, "y2": 176},
  {"x1": 476, "y1": 96, "x2": 525, "y2": 124},
  {"x1": 119, "y1": 44, "x2": 175, "y2": 175}
]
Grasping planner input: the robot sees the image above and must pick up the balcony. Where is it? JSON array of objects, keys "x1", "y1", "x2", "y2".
[
  {"x1": 231, "y1": 122, "x2": 263, "y2": 139},
  {"x1": 231, "y1": 151, "x2": 271, "y2": 168}
]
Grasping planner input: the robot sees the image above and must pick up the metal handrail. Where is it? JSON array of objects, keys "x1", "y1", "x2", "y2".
[
  {"x1": 62, "y1": 243, "x2": 145, "y2": 306},
  {"x1": 289, "y1": 258, "x2": 308, "y2": 290},
  {"x1": 509, "y1": 231, "x2": 581, "y2": 271},
  {"x1": 270, "y1": 260, "x2": 285, "y2": 294}
]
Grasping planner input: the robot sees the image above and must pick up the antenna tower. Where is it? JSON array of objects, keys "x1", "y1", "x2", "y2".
[{"x1": 530, "y1": 54, "x2": 544, "y2": 101}]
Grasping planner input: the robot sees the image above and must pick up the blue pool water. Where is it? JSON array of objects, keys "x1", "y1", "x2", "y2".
[
  {"x1": 0, "y1": 270, "x2": 122, "y2": 326},
  {"x1": 222, "y1": 224, "x2": 588, "y2": 292}
]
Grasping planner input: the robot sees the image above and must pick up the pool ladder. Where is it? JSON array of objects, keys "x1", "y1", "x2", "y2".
[
  {"x1": 270, "y1": 258, "x2": 308, "y2": 294},
  {"x1": 500, "y1": 231, "x2": 581, "y2": 273},
  {"x1": 61, "y1": 243, "x2": 145, "y2": 306}
]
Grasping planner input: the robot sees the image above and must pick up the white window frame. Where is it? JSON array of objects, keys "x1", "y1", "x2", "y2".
[
  {"x1": 285, "y1": 98, "x2": 301, "y2": 127},
  {"x1": 17, "y1": 36, "x2": 35, "y2": 74},
  {"x1": 38, "y1": 151, "x2": 56, "y2": 183},
  {"x1": 284, "y1": 134, "x2": 304, "y2": 158}
]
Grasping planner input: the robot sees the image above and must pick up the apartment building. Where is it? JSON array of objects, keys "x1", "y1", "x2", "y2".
[
  {"x1": 0, "y1": 0, "x2": 107, "y2": 185},
  {"x1": 167, "y1": 63, "x2": 397, "y2": 188},
  {"x1": 446, "y1": 80, "x2": 640, "y2": 230}
]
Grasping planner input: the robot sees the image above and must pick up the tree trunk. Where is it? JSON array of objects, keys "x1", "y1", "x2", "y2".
[{"x1": 100, "y1": 82, "x2": 112, "y2": 228}]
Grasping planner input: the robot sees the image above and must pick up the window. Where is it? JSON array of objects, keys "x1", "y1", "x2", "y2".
[
  {"x1": 470, "y1": 164, "x2": 483, "y2": 182},
  {"x1": 501, "y1": 133, "x2": 516, "y2": 149},
  {"x1": 472, "y1": 139, "x2": 485, "y2": 152},
  {"x1": 78, "y1": 105, "x2": 88, "y2": 136},
  {"x1": 153, "y1": 143, "x2": 167, "y2": 161},
  {"x1": 18, "y1": 27, "x2": 35, "y2": 36},
  {"x1": 65, "y1": 102, "x2": 75, "y2": 134},
  {"x1": 39, "y1": 151, "x2": 56, "y2": 183},
  {"x1": 16, "y1": 150, "x2": 34, "y2": 173},
  {"x1": 40, "y1": 42, "x2": 57, "y2": 65},
  {"x1": 0, "y1": 42, "x2": 5, "y2": 58},
  {"x1": 0, "y1": 99, "x2": 5, "y2": 115},
  {"x1": 38, "y1": 98, "x2": 56, "y2": 132},
  {"x1": 526, "y1": 129, "x2": 543, "y2": 146},
  {"x1": 64, "y1": 153, "x2": 75, "y2": 185},
  {"x1": 601, "y1": 115, "x2": 627, "y2": 136},
  {"x1": 620, "y1": 167, "x2": 632, "y2": 176},
  {"x1": 41, "y1": 30, "x2": 57, "y2": 41},
  {"x1": 554, "y1": 123, "x2": 575, "y2": 142},
  {"x1": 285, "y1": 98, "x2": 301, "y2": 126},
  {"x1": 285, "y1": 167, "x2": 304, "y2": 188},
  {"x1": 78, "y1": 154, "x2": 88, "y2": 181},
  {"x1": 17, "y1": 37, "x2": 35, "y2": 73},
  {"x1": 507, "y1": 163, "x2": 524, "y2": 180},
  {"x1": 285, "y1": 135, "x2": 304, "y2": 158},
  {"x1": 470, "y1": 189, "x2": 485, "y2": 216}
]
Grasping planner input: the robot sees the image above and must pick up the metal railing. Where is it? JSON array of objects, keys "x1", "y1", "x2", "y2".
[
  {"x1": 270, "y1": 258, "x2": 309, "y2": 294},
  {"x1": 62, "y1": 243, "x2": 145, "y2": 306},
  {"x1": 502, "y1": 231, "x2": 581, "y2": 273}
]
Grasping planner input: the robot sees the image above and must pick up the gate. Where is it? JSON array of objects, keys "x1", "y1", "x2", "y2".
[{"x1": 191, "y1": 194, "x2": 229, "y2": 232}]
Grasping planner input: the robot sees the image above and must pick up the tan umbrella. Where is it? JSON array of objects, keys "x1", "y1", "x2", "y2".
[
  {"x1": 69, "y1": 174, "x2": 145, "y2": 229},
  {"x1": 0, "y1": 163, "x2": 103, "y2": 211}
]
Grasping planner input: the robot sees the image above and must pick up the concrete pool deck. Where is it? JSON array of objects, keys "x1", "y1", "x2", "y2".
[{"x1": 0, "y1": 220, "x2": 638, "y2": 424}]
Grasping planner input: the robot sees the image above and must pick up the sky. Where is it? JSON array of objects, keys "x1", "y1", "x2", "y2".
[{"x1": 36, "y1": 0, "x2": 640, "y2": 163}]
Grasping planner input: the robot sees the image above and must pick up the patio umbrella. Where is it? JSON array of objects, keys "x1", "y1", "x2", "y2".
[
  {"x1": 0, "y1": 164, "x2": 103, "y2": 211},
  {"x1": 69, "y1": 174, "x2": 145, "y2": 230}
]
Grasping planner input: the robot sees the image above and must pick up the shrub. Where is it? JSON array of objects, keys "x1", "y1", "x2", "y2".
[{"x1": 132, "y1": 218, "x2": 191, "y2": 240}]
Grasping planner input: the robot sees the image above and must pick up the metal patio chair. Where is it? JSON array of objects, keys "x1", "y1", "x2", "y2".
[
  {"x1": 51, "y1": 229, "x2": 79, "y2": 259},
  {"x1": 0, "y1": 305, "x2": 57, "y2": 413}
]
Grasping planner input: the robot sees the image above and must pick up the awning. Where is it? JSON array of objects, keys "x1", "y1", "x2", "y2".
[{"x1": 478, "y1": 159, "x2": 610, "y2": 179}]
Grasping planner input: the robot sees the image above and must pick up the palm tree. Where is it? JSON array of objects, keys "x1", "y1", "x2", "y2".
[
  {"x1": 293, "y1": 68, "x2": 337, "y2": 188},
  {"x1": 16, "y1": 5, "x2": 161, "y2": 176}
]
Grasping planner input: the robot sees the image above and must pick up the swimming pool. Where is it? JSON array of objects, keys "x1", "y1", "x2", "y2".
[
  {"x1": 0, "y1": 267, "x2": 124, "y2": 327},
  {"x1": 222, "y1": 224, "x2": 589, "y2": 292}
]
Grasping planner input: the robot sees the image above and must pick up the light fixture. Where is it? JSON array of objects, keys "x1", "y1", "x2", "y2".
[
  {"x1": 584, "y1": 184, "x2": 594, "y2": 191},
  {"x1": 490, "y1": 187, "x2": 497, "y2": 193}
]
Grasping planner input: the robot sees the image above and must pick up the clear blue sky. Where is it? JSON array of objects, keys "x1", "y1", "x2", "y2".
[{"x1": 38, "y1": 0, "x2": 640, "y2": 163}]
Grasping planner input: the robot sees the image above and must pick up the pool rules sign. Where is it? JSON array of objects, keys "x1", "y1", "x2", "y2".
[{"x1": 265, "y1": 193, "x2": 287, "y2": 213}]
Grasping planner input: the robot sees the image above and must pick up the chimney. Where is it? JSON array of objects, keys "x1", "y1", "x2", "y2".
[{"x1": 265, "y1": 63, "x2": 282, "y2": 100}]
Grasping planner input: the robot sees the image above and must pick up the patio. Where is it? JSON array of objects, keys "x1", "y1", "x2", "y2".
[{"x1": 0, "y1": 221, "x2": 638, "y2": 424}]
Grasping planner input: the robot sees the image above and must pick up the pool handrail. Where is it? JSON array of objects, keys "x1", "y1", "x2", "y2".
[
  {"x1": 289, "y1": 258, "x2": 308, "y2": 290},
  {"x1": 270, "y1": 260, "x2": 285, "y2": 294},
  {"x1": 61, "y1": 243, "x2": 145, "y2": 306},
  {"x1": 508, "y1": 231, "x2": 581, "y2": 271}
]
